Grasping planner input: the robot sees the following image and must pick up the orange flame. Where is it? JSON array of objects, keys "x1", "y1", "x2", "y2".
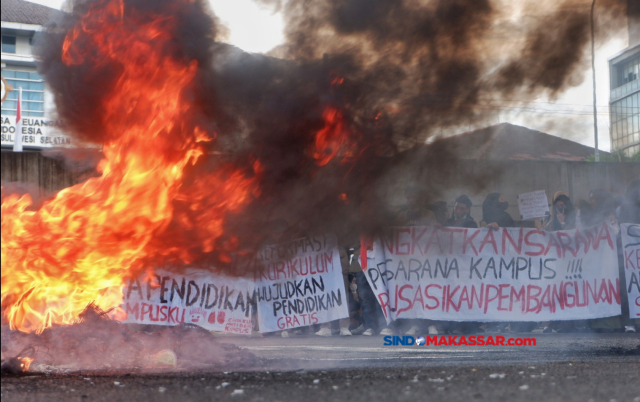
[
  {"x1": 17, "y1": 356, "x2": 34, "y2": 372},
  {"x1": 312, "y1": 106, "x2": 350, "y2": 166},
  {"x1": 1, "y1": 0, "x2": 258, "y2": 333}
]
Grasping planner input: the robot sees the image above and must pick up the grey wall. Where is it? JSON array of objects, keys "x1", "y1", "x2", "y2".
[{"x1": 1, "y1": 150, "x2": 87, "y2": 200}]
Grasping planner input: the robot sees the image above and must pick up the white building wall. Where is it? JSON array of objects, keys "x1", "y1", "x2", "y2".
[{"x1": 1, "y1": 22, "x2": 71, "y2": 149}]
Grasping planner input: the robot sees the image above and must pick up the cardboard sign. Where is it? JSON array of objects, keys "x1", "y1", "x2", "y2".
[
  {"x1": 517, "y1": 190, "x2": 550, "y2": 220},
  {"x1": 621, "y1": 224, "x2": 640, "y2": 318},
  {"x1": 253, "y1": 234, "x2": 349, "y2": 332},
  {"x1": 364, "y1": 223, "x2": 621, "y2": 323}
]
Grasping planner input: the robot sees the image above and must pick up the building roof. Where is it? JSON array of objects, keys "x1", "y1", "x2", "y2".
[
  {"x1": 430, "y1": 123, "x2": 607, "y2": 161},
  {"x1": 1, "y1": 0, "x2": 57, "y2": 25}
]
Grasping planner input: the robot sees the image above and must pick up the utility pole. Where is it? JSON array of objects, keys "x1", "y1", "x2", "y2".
[{"x1": 591, "y1": 0, "x2": 600, "y2": 161}]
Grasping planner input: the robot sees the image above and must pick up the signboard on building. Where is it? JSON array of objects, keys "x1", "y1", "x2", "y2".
[{"x1": 1, "y1": 115, "x2": 73, "y2": 149}]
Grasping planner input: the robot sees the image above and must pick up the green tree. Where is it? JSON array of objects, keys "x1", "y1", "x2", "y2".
[{"x1": 585, "y1": 150, "x2": 638, "y2": 162}]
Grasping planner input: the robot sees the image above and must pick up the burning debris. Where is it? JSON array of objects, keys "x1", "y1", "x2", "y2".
[
  {"x1": 1, "y1": 304, "x2": 258, "y2": 375},
  {"x1": 0, "y1": 346, "x2": 35, "y2": 376}
]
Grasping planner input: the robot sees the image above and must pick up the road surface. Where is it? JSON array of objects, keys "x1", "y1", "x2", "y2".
[{"x1": 2, "y1": 332, "x2": 639, "y2": 402}]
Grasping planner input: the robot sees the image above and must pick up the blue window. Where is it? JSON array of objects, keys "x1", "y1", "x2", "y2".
[
  {"x1": 1, "y1": 70, "x2": 45, "y2": 117},
  {"x1": 2, "y1": 35, "x2": 16, "y2": 53}
]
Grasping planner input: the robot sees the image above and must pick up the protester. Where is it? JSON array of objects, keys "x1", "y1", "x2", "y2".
[
  {"x1": 278, "y1": 220, "x2": 317, "y2": 337},
  {"x1": 445, "y1": 195, "x2": 478, "y2": 228},
  {"x1": 347, "y1": 273, "x2": 364, "y2": 331},
  {"x1": 576, "y1": 189, "x2": 617, "y2": 229},
  {"x1": 482, "y1": 192, "x2": 537, "y2": 333},
  {"x1": 396, "y1": 186, "x2": 439, "y2": 336},
  {"x1": 575, "y1": 189, "x2": 622, "y2": 332},
  {"x1": 443, "y1": 195, "x2": 483, "y2": 334},
  {"x1": 542, "y1": 192, "x2": 583, "y2": 333},
  {"x1": 255, "y1": 219, "x2": 290, "y2": 337},
  {"x1": 395, "y1": 186, "x2": 438, "y2": 226},
  {"x1": 427, "y1": 200, "x2": 449, "y2": 226},
  {"x1": 482, "y1": 192, "x2": 514, "y2": 230},
  {"x1": 617, "y1": 179, "x2": 640, "y2": 224},
  {"x1": 544, "y1": 191, "x2": 577, "y2": 231},
  {"x1": 616, "y1": 179, "x2": 640, "y2": 333},
  {"x1": 574, "y1": 198, "x2": 592, "y2": 229},
  {"x1": 354, "y1": 240, "x2": 393, "y2": 336},
  {"x1": 315, "y1": 237, "x2": 360, "y2": 337}
]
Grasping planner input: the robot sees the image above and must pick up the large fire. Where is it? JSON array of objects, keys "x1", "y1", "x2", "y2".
[
  {"x1": 312, "y1": 107, "x2": 349, "y2": 166},
  {"x1": 1, "y1": 0, "x2": 350, "y2": 334}
]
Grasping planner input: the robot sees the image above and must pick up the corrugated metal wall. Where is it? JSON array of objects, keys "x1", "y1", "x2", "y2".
[
  {"x1": 1, "y1": 150, "x2": 86, "y2": 199},
  {"x1": 2, "y1": 151, "x2": 639, "y2": 224},
  {"x1": 382, "y1": 159, "x2": 640, "y2": 220}
]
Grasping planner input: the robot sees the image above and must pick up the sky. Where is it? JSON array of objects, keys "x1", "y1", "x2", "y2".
[{"x1": 27, "y1": 0, "x2": 631, "y2": 152}]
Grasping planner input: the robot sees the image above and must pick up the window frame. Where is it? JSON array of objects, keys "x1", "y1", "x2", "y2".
[{"x1": 1, "y1": 35, "x2": 17, "y2": 53}]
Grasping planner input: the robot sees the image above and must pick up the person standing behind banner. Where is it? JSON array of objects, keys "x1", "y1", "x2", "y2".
[
  {"x1": 617, "y1": 179, "x2": 640, "y2": 225},
  {"x1": 481, "y1": 192, "x2": 514, "y2": 230},
  {"x1": 444, "y1": 195, "x2": 483, "y2": 334},
  {"x1": 352, "y1": 241, "x2": 391, "y2": 336},
  {"x1": 428, "y1": 201, "x2": 449, "y2": 226},
  {"x1": 544, "y1": 192, "x2": 577, "y2": 232},
  {"x1": 397, "y1": 186, "x2": 440, "y2": 336},
  {"x1": 576, "y1": 189, "x2": 617, "y2": 229},
  {"x1": 542, "y1": 192, "x2": 583, "y2": 333},
  {"x1": 616, "y1": 179, "x2": 640, "y2": 333},
  {"x1": 278, "y1": 220, "x2": 316, "y2": 337},
  {"x1": 315, "y1": 239, "x2": 361, "y2": 337},
  {"x1": 482, "y1": 192, "x2": 537, "y2": 333},
  {"x1": 395, "y1": 186, "x2": 439, "y2": 227},
  {"x1": 255, "y1": 219, "x2": 290, "y2": 337},
  {"x1": 578, "y1": 189, "x2": 622, "y2": 332},
  {"x1": 347, "y1": 273, "x2": 364, "y2": 331},
  {"x1": 445, "y1": 195, "x2": 478, "y2": 229}
]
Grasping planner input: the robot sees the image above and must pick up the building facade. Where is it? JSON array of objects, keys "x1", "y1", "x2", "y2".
[
  {"x1": 608, "y1": 0, "x2": 640, "y2": 157},
  {"x1": 1, "y1": 0, "x2": 71, "y2": 149}
]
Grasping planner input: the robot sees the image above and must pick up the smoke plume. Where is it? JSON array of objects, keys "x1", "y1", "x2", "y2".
[{"x1": 33, "y1": 0, "x2": 629, "y2": 265}]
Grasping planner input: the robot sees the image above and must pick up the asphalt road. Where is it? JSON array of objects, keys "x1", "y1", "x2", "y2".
[{"x1": 2, "y1": 332, "x2": 639, "y2": 402}]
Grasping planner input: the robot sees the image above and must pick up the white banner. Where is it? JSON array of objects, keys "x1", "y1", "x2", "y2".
[
  {"x1": 253, "y1": 234, "x2": 349, "y2": 332},
  {"x1": 621, "y1": 223, "x2": 640, "y2": 319},
  {"x1": 121, "y1": 267, "x2": 255, "y2": 335},
  {"x1": 1, "y1": 115, "x2": 72, "y2": 149},
  {"x1": 364, "y1": 222, "x2": 621, "y2": 323}
]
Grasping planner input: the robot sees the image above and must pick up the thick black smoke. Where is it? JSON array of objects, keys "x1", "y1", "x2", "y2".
[
  {"x1": 206, "y1": 0, "x2": 627, "y2": 250},
  {"x1": 34, "y1": 0, "x2": 628, "y2": 264}
]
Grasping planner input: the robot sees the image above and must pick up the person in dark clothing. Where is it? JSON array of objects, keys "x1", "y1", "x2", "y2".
[
  {"x1": 482, "y1": 192, "x2": 536, "y2": 333},
  {"x1": 445, "y1": 195, "x2": 478, "y2": 228},
  {"x1": 396, "y1": 186, "x2": 438, "y2": 226},
  {"x1": 482, "y1": 192, "x2": 514, "y2": 230},
  {"x1": 354, "y1": 258, "x2": 390, "y2": 336},
  {"x1": 578, "y1": 189, "x2": 617, "y2": 228},
  {"x1": 427, "y1": 201, "x2": 449, "y2": 226},
  {"x1": 545, "y1": 191, "x2": 577, "y2": 231},
  {"x1": 444, "y1": 195, "x2": 481, "y2": 334},
  {"x1": 542, "y1": 192, "x2": 582, "y2": 333},
  {"x1": 347, "y1": 273, "x2": 363, "y2": 330},
  {"x1": 618, "y1": 179, "x2": 640, "y2": 224},
  {"x1": 578, "y1": 189, "x2": 621, "y2": 331}
]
